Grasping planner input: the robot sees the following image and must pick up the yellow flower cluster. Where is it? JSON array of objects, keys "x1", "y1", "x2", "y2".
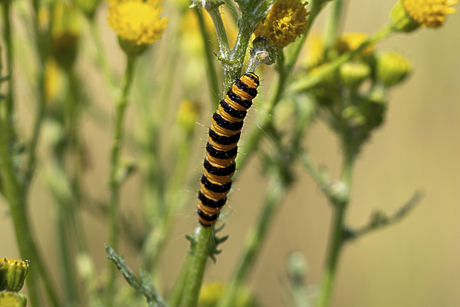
[
  {"x1": 254, "y1": 0, "x2": 310, "y2": 48},
  {"x1": 107, "y1": 0, "x2": 168, "y2": 46},
  {"x1": 402, "y1": 0, "x2": 457, "y2": 28}
]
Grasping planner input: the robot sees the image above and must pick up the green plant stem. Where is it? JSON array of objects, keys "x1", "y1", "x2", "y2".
[
  {"x1": 88, "y1": 18, "x2": 117, "y2": 96},
  {"x1": 25, "y1": 81, "x2": 45, "y2": 187},
  {"x1": 315, "y1": 205, "x2": 346, "y2": 307},
  {"x1": 25, "y1": 0, "x2": 48, "y2": 189},
  {"x1": 316, "y1": 150, "x2": 355, "y2": 307},
  {"x1": 168, "y1": 254, "x2": 192, "y2": 307},
  {"x1": 235, "y1": 50, "x2": 287, "y2": 171},
  {"x1": 181, "y1": 226, "x2": 214, "y2": 307},
  {"x1": 106, "y1": 54, "x2": 137, "y2": 304},
  {"x1": 55, "y1": 68, "x2": 85, "y2": 307},
  {"x1": 195, "y1": 7, "x2": 221, "y2": 107},
  {"x1": 0, "y1": 130, "x2": 40, "y2": 307},
  {"x1": 291, "y1": 23, "x2": 395, "y2": 93},
  {"x1": 2, "y1": 0, "x2": 14, "y2": 120},
  {"x1": 217, "y1": 175, "x2": 288, "y2": 307},
  {"x1": 57, "y1": 202, "x2": 78, "y2": 306},
  {"x1": 323, "y1": 0, "x2": 345, "y2": 52},
  {"x1": 0, "y1": 119, "x2": 61, "y2": 307},
  {"x1": 205, "y1": 2, "x2": 230, "y2": 58}
]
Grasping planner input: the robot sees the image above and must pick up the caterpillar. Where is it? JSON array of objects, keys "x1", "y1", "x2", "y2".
[{"x1": 197, "y1": 72, "x2": 260, "y2": 227}]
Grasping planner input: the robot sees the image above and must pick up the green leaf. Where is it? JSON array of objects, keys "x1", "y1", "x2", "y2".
[{"x1": 105, "y1": 245, "x2": 168, "y2": 307}]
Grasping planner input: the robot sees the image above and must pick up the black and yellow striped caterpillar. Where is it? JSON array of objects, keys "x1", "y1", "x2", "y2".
[{"x1": 197, "y1": 72, "x2": 260, "y2": 227}]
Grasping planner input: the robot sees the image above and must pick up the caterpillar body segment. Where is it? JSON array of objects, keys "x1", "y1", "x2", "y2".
[{"x1": 198, "y1": 72, "x2": 260, "y2": 227}]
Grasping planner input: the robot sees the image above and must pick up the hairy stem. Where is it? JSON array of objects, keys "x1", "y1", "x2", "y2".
[{"x1": 180, "y1": 226, "x2": 214, "y2": 307}]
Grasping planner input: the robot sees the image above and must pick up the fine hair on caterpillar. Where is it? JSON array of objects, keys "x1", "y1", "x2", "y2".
[{"x1": 197, "y1": 72, "x2": 260, "y2": 227}]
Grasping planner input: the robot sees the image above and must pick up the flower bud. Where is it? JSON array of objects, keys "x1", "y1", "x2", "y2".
[
  {"x1": 342, "y1": 106, "x2": 366, "y2": 126},
  {"x1": 339, "y1": 61, "x2": 371, "y2": 89},
  {"x1": 376, "y1": 51, "x2": 412, "y2": 87},
  {"x1": 51, "y1": 3, "x2": 80, "y2": 70},
  {"x1": 0, "y1": 258, "x2": 29, "y2": 292},
  {"x1": 287, "y1": 251, "x2": 308, "y2": 282}
]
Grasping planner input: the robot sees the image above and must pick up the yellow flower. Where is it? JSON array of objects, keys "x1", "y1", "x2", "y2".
[
  {"x1": 177, "y1": 99, "x2": 200, "y2": 137},
  {"x1": 44, "y1": 59, "x2": 63, "y2": 104},
  {"x1": 198, "y1": 282, "x2": 257, "y2": 307},
  {"x1": 305, "y1": 33, "x2": 324, "y2": 68},
  {"x1": 254, "y1": 0, "x2": 310, "y2": 48},
  {"x1": 107, "y1": 0, "x2": 168, "y2": 47},
  {"x1": 334, "y1": 33, "x2": 375, "y2": 57},
  {"x1": 402, "y1": 0, "x2": 457, "y2": 28}
]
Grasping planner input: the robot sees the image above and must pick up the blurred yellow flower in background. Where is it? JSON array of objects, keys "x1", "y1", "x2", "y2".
[
  {"x1": 44, "y1": 59, "x2": 63, "y2": 104},
  {"x1": 335, "y1": 33, "x2": 375, "y2": 56},
  {"x1": 254, "y1": 0, "x2": 310, "y2": 47},
  {"x1": 402, "y1": 0, "x2": 457, "y2": 28},
  {"x1": 107, "y1": 0, "x2": 168, "y2": 46},
  {"x1": 304, "y1": 33, "x2": 324, "y2": 68}
]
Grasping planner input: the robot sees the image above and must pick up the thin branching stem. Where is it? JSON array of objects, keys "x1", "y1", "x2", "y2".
[
  {"x1": 2, "y1": 0, "x2": 14, "y2": 120},
  {"x1": 352, "y1": 192, "x2": 423, "y2": 239},
  {"x1": 205, "y1": 2, "x2": 231, "y2": 58},
  {"x1": 25, "y1": 0, "x2": 49, "y2": 190},
  {"x1": 195, "y1": 7, "x2": 221, "y2": 108},
  {"x1": 315, "y1": 149, "x2": 355, "y2": 307},
  {"x1": 87, "y1": 17, "x2": 117, "y2": 97},
  {"x1": 168, "y1": 255, "x2": 192, "y2": 307},
  {"x1": 0, "y1": 111, "x2": 61, "y2": 307},
  {"x1": 106, "y1": 54, "x2": 137, "y2": 305},
  {"x1": 323, "y1": 0, "x2": 346, "y2": 52}
]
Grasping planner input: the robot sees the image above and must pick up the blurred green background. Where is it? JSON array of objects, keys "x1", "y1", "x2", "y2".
[{"x1": 1, "y1": 1, "x2": 459, "y2": 306}]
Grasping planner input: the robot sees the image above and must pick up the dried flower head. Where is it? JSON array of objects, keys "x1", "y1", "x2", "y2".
[
  {"x1": 402, "y1": 0, "x2": 457, "y2": 28},
  {"x1": 254, "y1": 0, "x2": 310, "y2": 48},
  {"x1": 107, "y1": 0, "x2": 168, "y2": 47}
]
